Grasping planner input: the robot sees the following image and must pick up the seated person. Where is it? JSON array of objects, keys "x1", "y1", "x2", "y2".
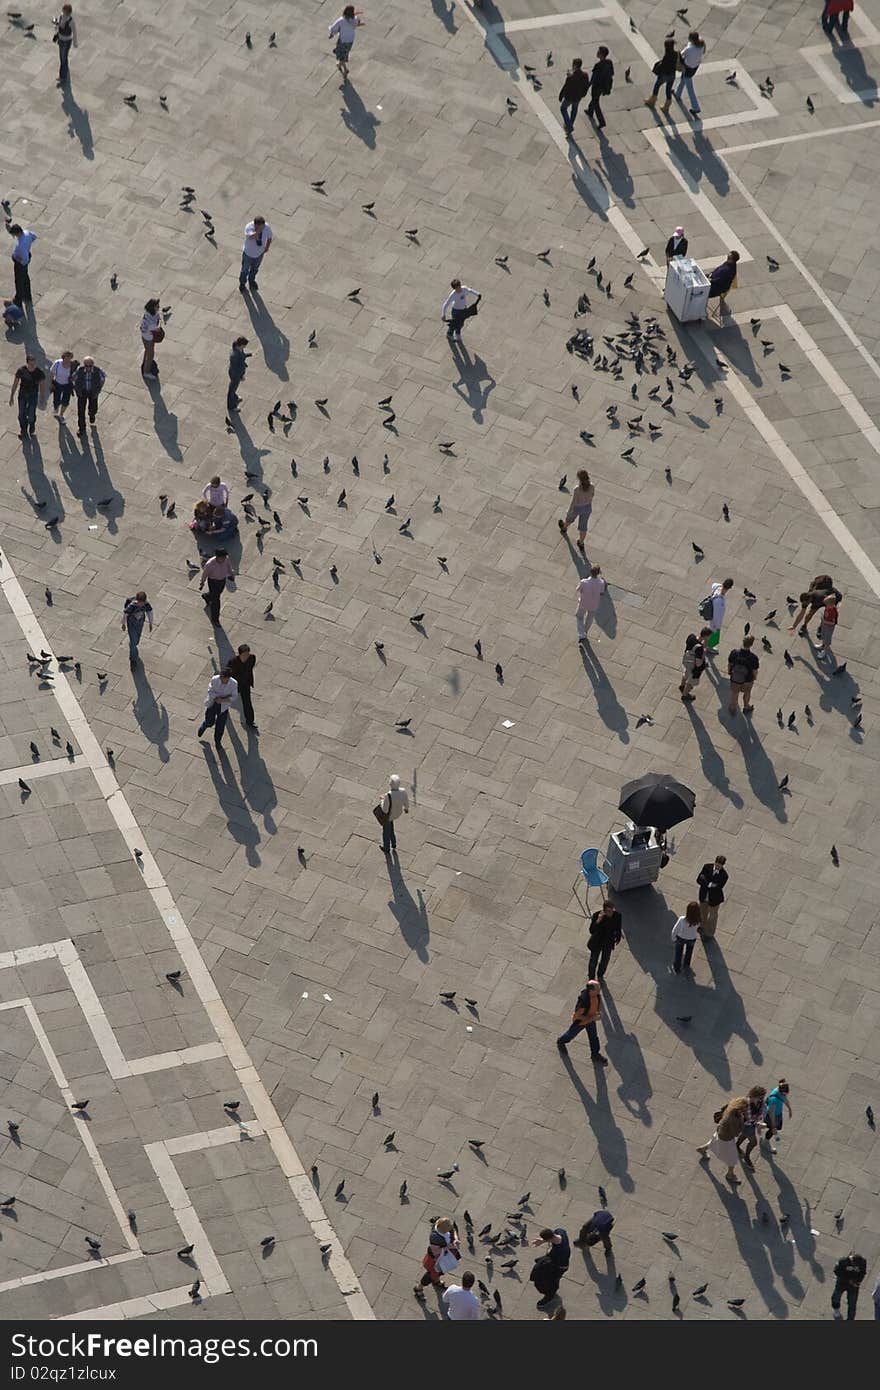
[
  {"x1": 707, "y1": 250, "x2": 739, "y2": 300},
  {"x1": 190, "y1": 498, "x2": 213, "y2": 534},
  {"x1": 202, "y1": 504, "x2": 239, "y2": 541},
  {"x1": 3, "y1": 299, "x2": 24, "y2": 329}
]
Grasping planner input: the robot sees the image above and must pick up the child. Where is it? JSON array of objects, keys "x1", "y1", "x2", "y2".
[
  {"x1": 2, "y1": 299, "x2": 24, "y2": 330},
  {"x1": 817, "y1": 595, "x2": 838, "y2": 663},
  {"x1": 763, "y1": 1079, "x2": 792, "y2": 1152}
]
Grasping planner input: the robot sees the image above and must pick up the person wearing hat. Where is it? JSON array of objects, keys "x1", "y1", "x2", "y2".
[
  {"x1": 665, "y1": 226, "x2": 688, "y2": 261},
  {"x1": 378, "y1": 773, "x2": 409, "y2": 854}
]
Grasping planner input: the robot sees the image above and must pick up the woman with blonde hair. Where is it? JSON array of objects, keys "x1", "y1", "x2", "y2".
[
  {"x1": 697, "y1": 1097, "x2": 748, "y2": 1183},
  {"x1": 558, "y1": 469, "x2": 595, "y2": 554},
  {"x1": 414, "y1": 1215, "x2": 460, "y2": 1298}
]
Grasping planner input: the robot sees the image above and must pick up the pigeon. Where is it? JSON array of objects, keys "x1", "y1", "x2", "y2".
[
  {"x1": 362, "y1": 202, "x2": 375, "y2": 213},
  {"x1": 631, "y1": 1278, "x2": 646, "y2": 1292},
  {"x1": 71, "y1": 1100, "x2": 89, "y2": 1111},
  {"x1": 806, "y1": 95, "x2": 814, "y2": 113},
  {"x1": 329, "y1": 565, "x2": 338, "y2": 579},
  {"x1": 692, "y1": 1283, "x2": 708, "y2": 1297},
  {"x1": 537, "y1": 249, "x2": 551, "y2": 260},
  {"x1": 517, "y1": 1192, "x2": 530, "y2": 1206},
  {"x1": 260, "y1": 1236, "x2": 276, "y2": 1248},
  {"x1": 495, "y1": 255, "x2": 508, "y2": 266},
  {"x1": 767, "y1": 256, "x2": 779, "y2": 271},
  {"x1": 672, "y1": 1292, "x2": 680, "y2": 1312},
  {"x1": 189, "y1": 1281, "x2": 200, "y2": 1298},
  {"x1": 726, "y1": 71, "x2": 737, "y2": 84},
  {"x1": 383, "y1": 1132, "x2": 395, "y2": 1146},
  {"x1": 319, "y1": 1243, "x2": 332, "y2": 1255},
  {"x1": 224, "y1": 1100, "x2": 240, "y2": 1111},
  {"x1": 691, "y1": 541, "x2": 704, "y2": 556},
  {"x1": 805, "y1": 705, "x2": 812, "y2": 719},
  {"x1": 399, "y1": 518, "x2": 411, "y2": 532},
  {"x1": 399, "y1": 1180, "x2": 408, "y2": 1199},
  {"x1": 475, "y1": 640, "x2": 482, "y2": 657},
  {"x1": 245, "y1": 30, "x2": 252, "y2": 47},
  {"x1": 66, "y1": 742, "x2": 74, "y2": 759},
  {"x1": 410, "y1": 613, "x2": 425, "y2": 625},
  {"x1": 867, "y1": 1106, "x2": 874, "y2": 1126},
  {"x1": 30, "y1": 741, "x2": 39, "y2": 758},
  {"x1": 787, "y1": 712, "x2": 796, "y2": 728},
  {"x1": 165, "y1": 971, "x2": 182, "y2": 983},
  {"x1": 439, "y1": 991, "x2": 456, "y2": 1000},
  {"x1": 620, "y1": 447, "x2": 634, "y2": 460},
  {"x1": 834, "y1": 1210, "x2": 844, "y2": 1224},
  {"x1": 502, "y1": 1259, "x2": 518, "y2": 1269},
  {"x1": 385, "y1": 494, "x2": 395, "y2": 511},
  {"x1": 722, "y1": 503, "x2": 730, "y2": 522},
  {"x1": 778, "y1": 775, "x2": 789, "y2": 790},
  {"x1": 85, "y1": 1237, "x2": 102, "y2": 1251},
  {"x1": 764, "y1": 610, "x2": 777, "y2": 623},
  {"x1": 308, "y1": 330, "x2": 317, "y2": 347},
  {"x1": 624, "y1": 66, "x2": 632, "y2": 82},
  {"x1": 7, "y1": 1122, "x2": 19, "y2": 1135},
  {"x1": 405, "y1": 229, "x2": 419, "y2": 239},
  {"x1": 558, "y1": 1169, "x2": 566, "y2": 1183},
  {"x1": 311, "y1": 180, "x2": 325, "y2": 190},
  {"x1": 662, "y1": 1232, "x2": 678, "y2": 1242},
  {"x1": 728, "y1": 1299, "x2": 745, "y2": 1308},
  {"x1": 1, "y1": 1196, "x2": 15, "y2": 1208},
  {"x1": 335, "y1": 1180, "x2": 345, "y2": 1197},
  {"x1": 439, "y1": 441, "x2": 455, "y2": 451},
  {"x1": 495, "y1": 663, "x2": 503, "y2": 680},
  {"x1": 264, "y1": 602, "x2": 274, "y2": 618},
  {"x1": 337, "y1": 490, "x2": 346, "y2": 506},
  {"x1": 638, "y1": 248, "x2": 649, "y2": 259},
  {"x1": 347, "y1": 288, "x2": 361, "y2": 300},
  {"x1": 830, "y1": 845, "x2": 839, "y2": 865},
  {"x1": 371, "y1": 1092, "x2": 379, "y2": 1109},
  {"x1": 123, "y1": 94, "x2": 137, "y2": 106},
  {"x1": 177, "y1": 1244, "x2": 194, "y2": 1258},
  {"x1": 493, "y1": 1290, "x2": 502, "y2": 1309},
  {"x1": 744, "y1": 587, "x2": 756, "y2": 600},
  {"x1": 468, "y1": 1140, "x2": 484, "y2": 1151},
  {"x1": 437, "y1": 1167, "x2": 459, "y2": 1181}
]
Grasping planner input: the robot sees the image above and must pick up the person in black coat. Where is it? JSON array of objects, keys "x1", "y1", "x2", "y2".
[
  {"x1": 72, "y1": 356, "x2": 105, "y2": 435},
  {"x1": 586, "y1": 47, "x2": 614, "y2": 129},
  {"x1": 665, "y1": 227, "x2": 688, "y2": 261},
  {"x1": 645, "y1": 37, "x2": 678, "y2": 112},
  {"x1": 696, "y1": 855, "x2": 728, "y2": 938},
  {"x1": 558, "y1": 58, "x2": 592, "y2": 137},
  {"x1": 228, "y1": 643, "x2": 257, "y2": 729},
  {"x1": 587, "y1": 899, "x2": 622, "y2": 978}
]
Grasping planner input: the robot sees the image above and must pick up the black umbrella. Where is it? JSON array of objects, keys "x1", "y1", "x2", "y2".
[{"x1": 618, "y1": 773, "x2": 696, "y2": 832}]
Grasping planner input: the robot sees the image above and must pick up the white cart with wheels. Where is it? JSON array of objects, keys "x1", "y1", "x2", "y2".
[{"x1": 664, "y1": 258, "x2": 710, "y2": 323}]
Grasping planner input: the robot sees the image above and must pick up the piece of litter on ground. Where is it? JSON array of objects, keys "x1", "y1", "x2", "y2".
[
  {"x1": 88, "y1": 524, "x2": 98, "y2": 530},
  {"x1": 501, "y1": 719, "x2": 515, "y2": 728},
  {"x1": 323, "y1": 993, "x2": 332, "y2": 1001},
  {"x1": 301, "y1": 991, "x2": 309, "y2": 998},
  {"x1": 466, "y1": 1025, "x2": 473, "y2": 1032},
  {"x1": 455, "y1": 871, "x2": 462, "y2": 875},
  {"x1": 810, "y1": 1228, "x2": 820, "y2": 1236}
]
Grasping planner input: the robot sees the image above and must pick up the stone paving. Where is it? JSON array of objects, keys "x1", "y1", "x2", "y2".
[{"x1": 0, "y1": 0, "x2": 879, "y2": 1322}]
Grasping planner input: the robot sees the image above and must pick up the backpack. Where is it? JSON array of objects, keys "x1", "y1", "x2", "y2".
[
  {"x1": 698, "y1": 595, "x2": 714, "y2": 622},
  {"x1": 729, "y1": 653, "x2": 751, "y2": 683}
]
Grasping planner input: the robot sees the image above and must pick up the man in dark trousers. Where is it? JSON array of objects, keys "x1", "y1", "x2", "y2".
[
  {"x1": 228, "y1": 643, "x2": 257, "y2": 730},
  {"x1": 531, "y1": 1227, "x2": 570, "y2": 1310},
  {"x1": 831, "y1": 1251, "x2": 866, "y2": 1319},
  {"x1": 227, "y1": 335, "x2": 249, "y2": 415},
  {"x1": 72, "y1": 356, "x2": 105, "y2": 436},
  {"x1": 574, "y1": 1209, "x2": 614, "y2": 1255},
  {"x1": 586, "y1": 46, "x2": 614, "y2": 128},
  {"x1": 587, "y1": 899, "x2": 622, "y2": 979},
  {"x1": 558, "y1": 57, "x2": 591, "y2": 137},
  {"x1": 6, "y1": 221, "x2": 37, "y2": 307},
  {"x1": 556, "y1": 980, "x2": 607, "y2": 1063},
  {"x1": 697, "y1": 855, "x2": 728, "y2": 939}
]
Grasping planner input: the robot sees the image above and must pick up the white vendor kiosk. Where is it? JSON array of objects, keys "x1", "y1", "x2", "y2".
[
  {"x1": 603, "y1": 824, "x2": 664, "y2": 891},
  {"x1": 664, "y1": 257, "x2": 710, "y2": 323}
]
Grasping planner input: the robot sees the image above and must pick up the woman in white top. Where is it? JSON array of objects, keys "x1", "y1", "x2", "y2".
[
  {"x1": 558, "y1": 469, "x2": 595, "y2": 554},
  {"x1": 675, "y1": 31, "x2": 706, "y2": 116},
  {"x1": 50, "y1": 350, "x2": 76, "y2": 416},
  {"x1": 671, "y1": 901, "x2": 701, "y2": 974},
  {"x1": 140, "y1": 297, "x2": 161, "y2": 377},
  {"x1": 203, "y1": 476, "x2": 229, "y2": 508}
]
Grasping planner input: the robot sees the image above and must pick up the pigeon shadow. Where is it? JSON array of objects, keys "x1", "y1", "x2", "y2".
[
  {"x1": 61, "y1": 82, "x2": 94, "y2": 160},
  {"x1": 385, "y1": 854, "x2": 430, "y2": 962},
  {"x1": 559, "y1": 1051, "x2": 634, "y2": 1192},
  {"x1": 244, "y1": 292, "x2": 290, "y2": 381},
  {"x1": 131, "y1": 665, "x2": 170, "y2": 763},
  {"x1": 201, "y1": 743, "x2": 262, "y2": 867},
  {"x1": 578, "y1": 644, "x2": 630, "y2": 743},
  {"x1": 144, "y1": 376, "x2": 183, "y2": 462},
  {"x1": 340, "y1": 81, "x2": 381, "y2": 148},
  {"x1": 450, "y1": 342, "x2": 496, "y2": 424},
  {"x1": 684, "y1": 701, "x2": 745, "y2": 809},
  {"x1": 430, "y1": 0, "x2": 457, "y2": 32},
  {"x1": 828, "y1": 36, "x2": 879, "y2": 103}
]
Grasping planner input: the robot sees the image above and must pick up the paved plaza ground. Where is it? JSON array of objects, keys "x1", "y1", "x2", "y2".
[{"x1": 1, "y1": 0, "x2": 879, "y2": 1322}]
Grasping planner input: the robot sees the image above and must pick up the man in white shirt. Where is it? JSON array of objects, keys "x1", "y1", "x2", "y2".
[
  {"x1": 197, "y1": 669, "x2": 238, "y2": 749},
  {"x1": 576, "y1": 564, "x2": 607, "y2": 643},
  {"x1": 6, "y1": 222, "x2": 37, "y2": 307},
  {"x1": 441, "y1": 279, "x2": 481, "y2": 341},
  {"x1": 442, "y1": 1272, "x2": 481, "y2": 1321},
  {"x1": 239, "y1": 216, "x2": 273, "y2": 294},
  {"x1": 379, "y1": 773, "x2": 409, "y2": 855},
  {"x1": 329, "y1": 6, "x2": 364, "y2": 79}
]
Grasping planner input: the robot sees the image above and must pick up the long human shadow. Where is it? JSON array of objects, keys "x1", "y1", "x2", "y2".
[
  {"x1": 385, "y1": 853, "x2": 429, "y2": 962},
  {"x1": 558, "y1": 1049, "x2": 634, "y2": 1192},
  {"x1": 226, "y1": 412, "x2": 272, "y2": 484},
  {"x1": 22, "y1": 435, "x2": 50, "y2": 501},
  {"x1": 579, "y1": 1243, "x2": 625, "y2": 1318},
  {"x1": 472, "y1": 0, "x2": 519, "y2": 70},
  {"x1": 200, "y1": 743, "x2": 261, "y2": 866},
  {"x1": 601, "y1": 983, "x2": 652, "y2": 1127},
  {"x1": 131, "y1": 664, "x2": 170, "y2": 763},
  {"x1": 21, "y1": 306, "x2": 50, "y2": 367},
  {"x1": 430, "y1": 0, "x2": 457, "y2": 32},
  {"x1": 684, "y1": 701, "x2": 745, "y2": 809},
  {"x1": 58, "y1": 423, "x2": 120, "y2": 530},
  {"x1": 702, "y1": 938, "x2": 763, "y2": 1070},
  {"x1": 144, "y1": 376, "x2": 182, "y2": 461},
  {"x1": 340, "y1": 81, "x2": 381, "y2": 148},
  {"x1": 761, "y1": 1154, "x2": 824, "y2": 1287},
  {"x1": 708, "y1": 319, "x2": 763, "y2": 387},
  {"x1": 61, "y1": 81, "x2": 94, "y2": 159},
  {"x1": 244, "y1": 292, "x2": 290, "y2": 380},
  {"x1": 226, "y1": 721, "x2": 278, "y2": 835},
  {"x1": 792, "y1": 648, "x2": 858, "y2": 722},
  {"x1": 567, "y1": 140, "x2": 612, "y2": 220},
  {"x1": 828, "y1": 34, "x2": 878, "y2": 103},
  {"x1": 578, "y1": 643, "x2": 629, "y2": 743},
  {"x1": 726, "y1": 716, "x2": 788, "y2": 822},
  {"x1": 594, "y1": 585, "x2": 618, "y2": 641},
  {"x1": 449, "y1": 341, "x2": 496, "y2": 423},
  {"x1": 700, "y1": 1165, "x2": 790, "y2": 1317},
  {"x1": 595, "y1": 130, "x2": 635, "y2": 208}
]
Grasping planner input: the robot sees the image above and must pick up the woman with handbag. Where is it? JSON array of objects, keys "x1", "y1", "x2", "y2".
[
  {"x1": 645, "y1": 37, "x2": 678, "y2": 113},
  {"x1": 140, "y1": 297, "x2": 163, "y2": 377},
  {"x1": 696, "y1": 1097, "x2": 748, "y2": 1183},
  {"x1": 375, "y1": 773, "x2": 409, "y2": 855},
  {"x1": 413, "y1": 1216, "x2": 459, "y2": 1297}
]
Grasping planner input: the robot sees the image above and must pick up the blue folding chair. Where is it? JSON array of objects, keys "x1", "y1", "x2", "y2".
[{"x1": 572, "y1": 848, "x2": 609, "y2": 915}]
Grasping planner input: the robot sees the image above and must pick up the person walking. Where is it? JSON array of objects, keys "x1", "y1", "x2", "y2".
[
  {"x1": 761, "y1": 1078, "x2": 792, "y2": 1152},
  {"x1": 9, "y1": 353, "x2": 46, "y2": 439},
  {"x1": 414, "y1": 1216, "x2": 459, "y2": 1298},
  {"x1": 586, "y1": 46, "x2": 614, "y2": 128},
  {"x1": 50, "y1": 350, "x2": 76, "y2": 417},
  {"x1": 530, "y1": 1227, "x2": 571, "y2": 1310},
  {"x1": 377, "y1": 773, "x2": 409, "y2": 854},
  {"x1": 670, "y1": 901, "x2": 701, "y2": 975},
  {"x1": 645, "y1": 37, "x2": 678, "y2": 113},
  {"x1": 679, "y1": 630, "x2": 709, "y2": 701},
  {"x1": 696, "y1": 854, "x2": 728, "y2": 938},
  {"x1": 665, "y1": 225, "x2": 688, "y2": 261},
  {"x1": 6, "y1": 222, "x2": 37, "y2": 308},
  {"x1": 558, "y1": 57, "x2": 591, "y2": 137},
  {"x1": 575, "y1": 564, "x2": 607, "y2": 644},
  {"x1": 587, "y1": 899, "x2": 622, "y2": 979},
  {"x1": 227, "y1": 336, "x2": 249, "y2": 412},
  {"x1": 238, "y1": 218, "x2": 272, "y2": 294},
  {"x1": 441, "y1": 279, "x2": 481, "y2": 341},
  {"x1": 202, "y1": 475, "x2": 230, "y2": 508},
  {"x1": 199, "y1": 549, "x2": 235, "y2": 626},
  {"x1": 442, "y1": 1271, "x2": 480, "y2": 1320},
  {"x1": 121, "y1": 591, "x2": 154, "y2": 669},
  {"x1": 726, "y1": 634, "x2": 759, "y2": 715},
  {"x1": 228, "y1": 644, "x2": 257, "y2": 729},
  {"x1": 822, "y1": 0, "x2": 853, "y2": 37},
  {"x1": 832, "y1": 1252, "x2": 866, "y2": 1319},
  {"x1": 734, "y1": 1085, "x2": 767, "y2": 1170},
  {"x1": 197, "y1": 668, "x2": 239, "y2": 749},
  {"x1": 140, "y1": 298, "x2": 162, "y2": 377},
  {"x1": 329, "y1": 6, "x2": 364, "y2": 80},
  {"x1": 573, "y1": 1208, "x2": 614, "y2": 1255},
  {"x1": 558, "y1": 469, "x2": 595, "y2": 552},
  {"x1": 816, "y1": 592, "x2": 839, "y2": 664},
  {"x1": 703, "y1": 577, "x2": 733, "y2": 652},
  {"x1": 556, "y1": 979, "x2": 608, "y2": 1063},
  {"x1": 72, "y1": 356, "x2": 105, "y2": 436},
  {"x1": 788, "y1": 574, "x2": 842, "y2": 635},
  {"x1": 675, "y1": 31, "x2": 707, "y2": 116},
  {"x1": 696, "y1": 1096, "x2": 747, "y2": 1183},
  {"x1": 53, "y1": 4, "x2": 77, "y2": 85}
]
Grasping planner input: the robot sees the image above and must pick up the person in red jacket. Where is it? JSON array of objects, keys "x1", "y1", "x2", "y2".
[{"x1": 822, "y1": 0, "x2": 853, "y2": 37}]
